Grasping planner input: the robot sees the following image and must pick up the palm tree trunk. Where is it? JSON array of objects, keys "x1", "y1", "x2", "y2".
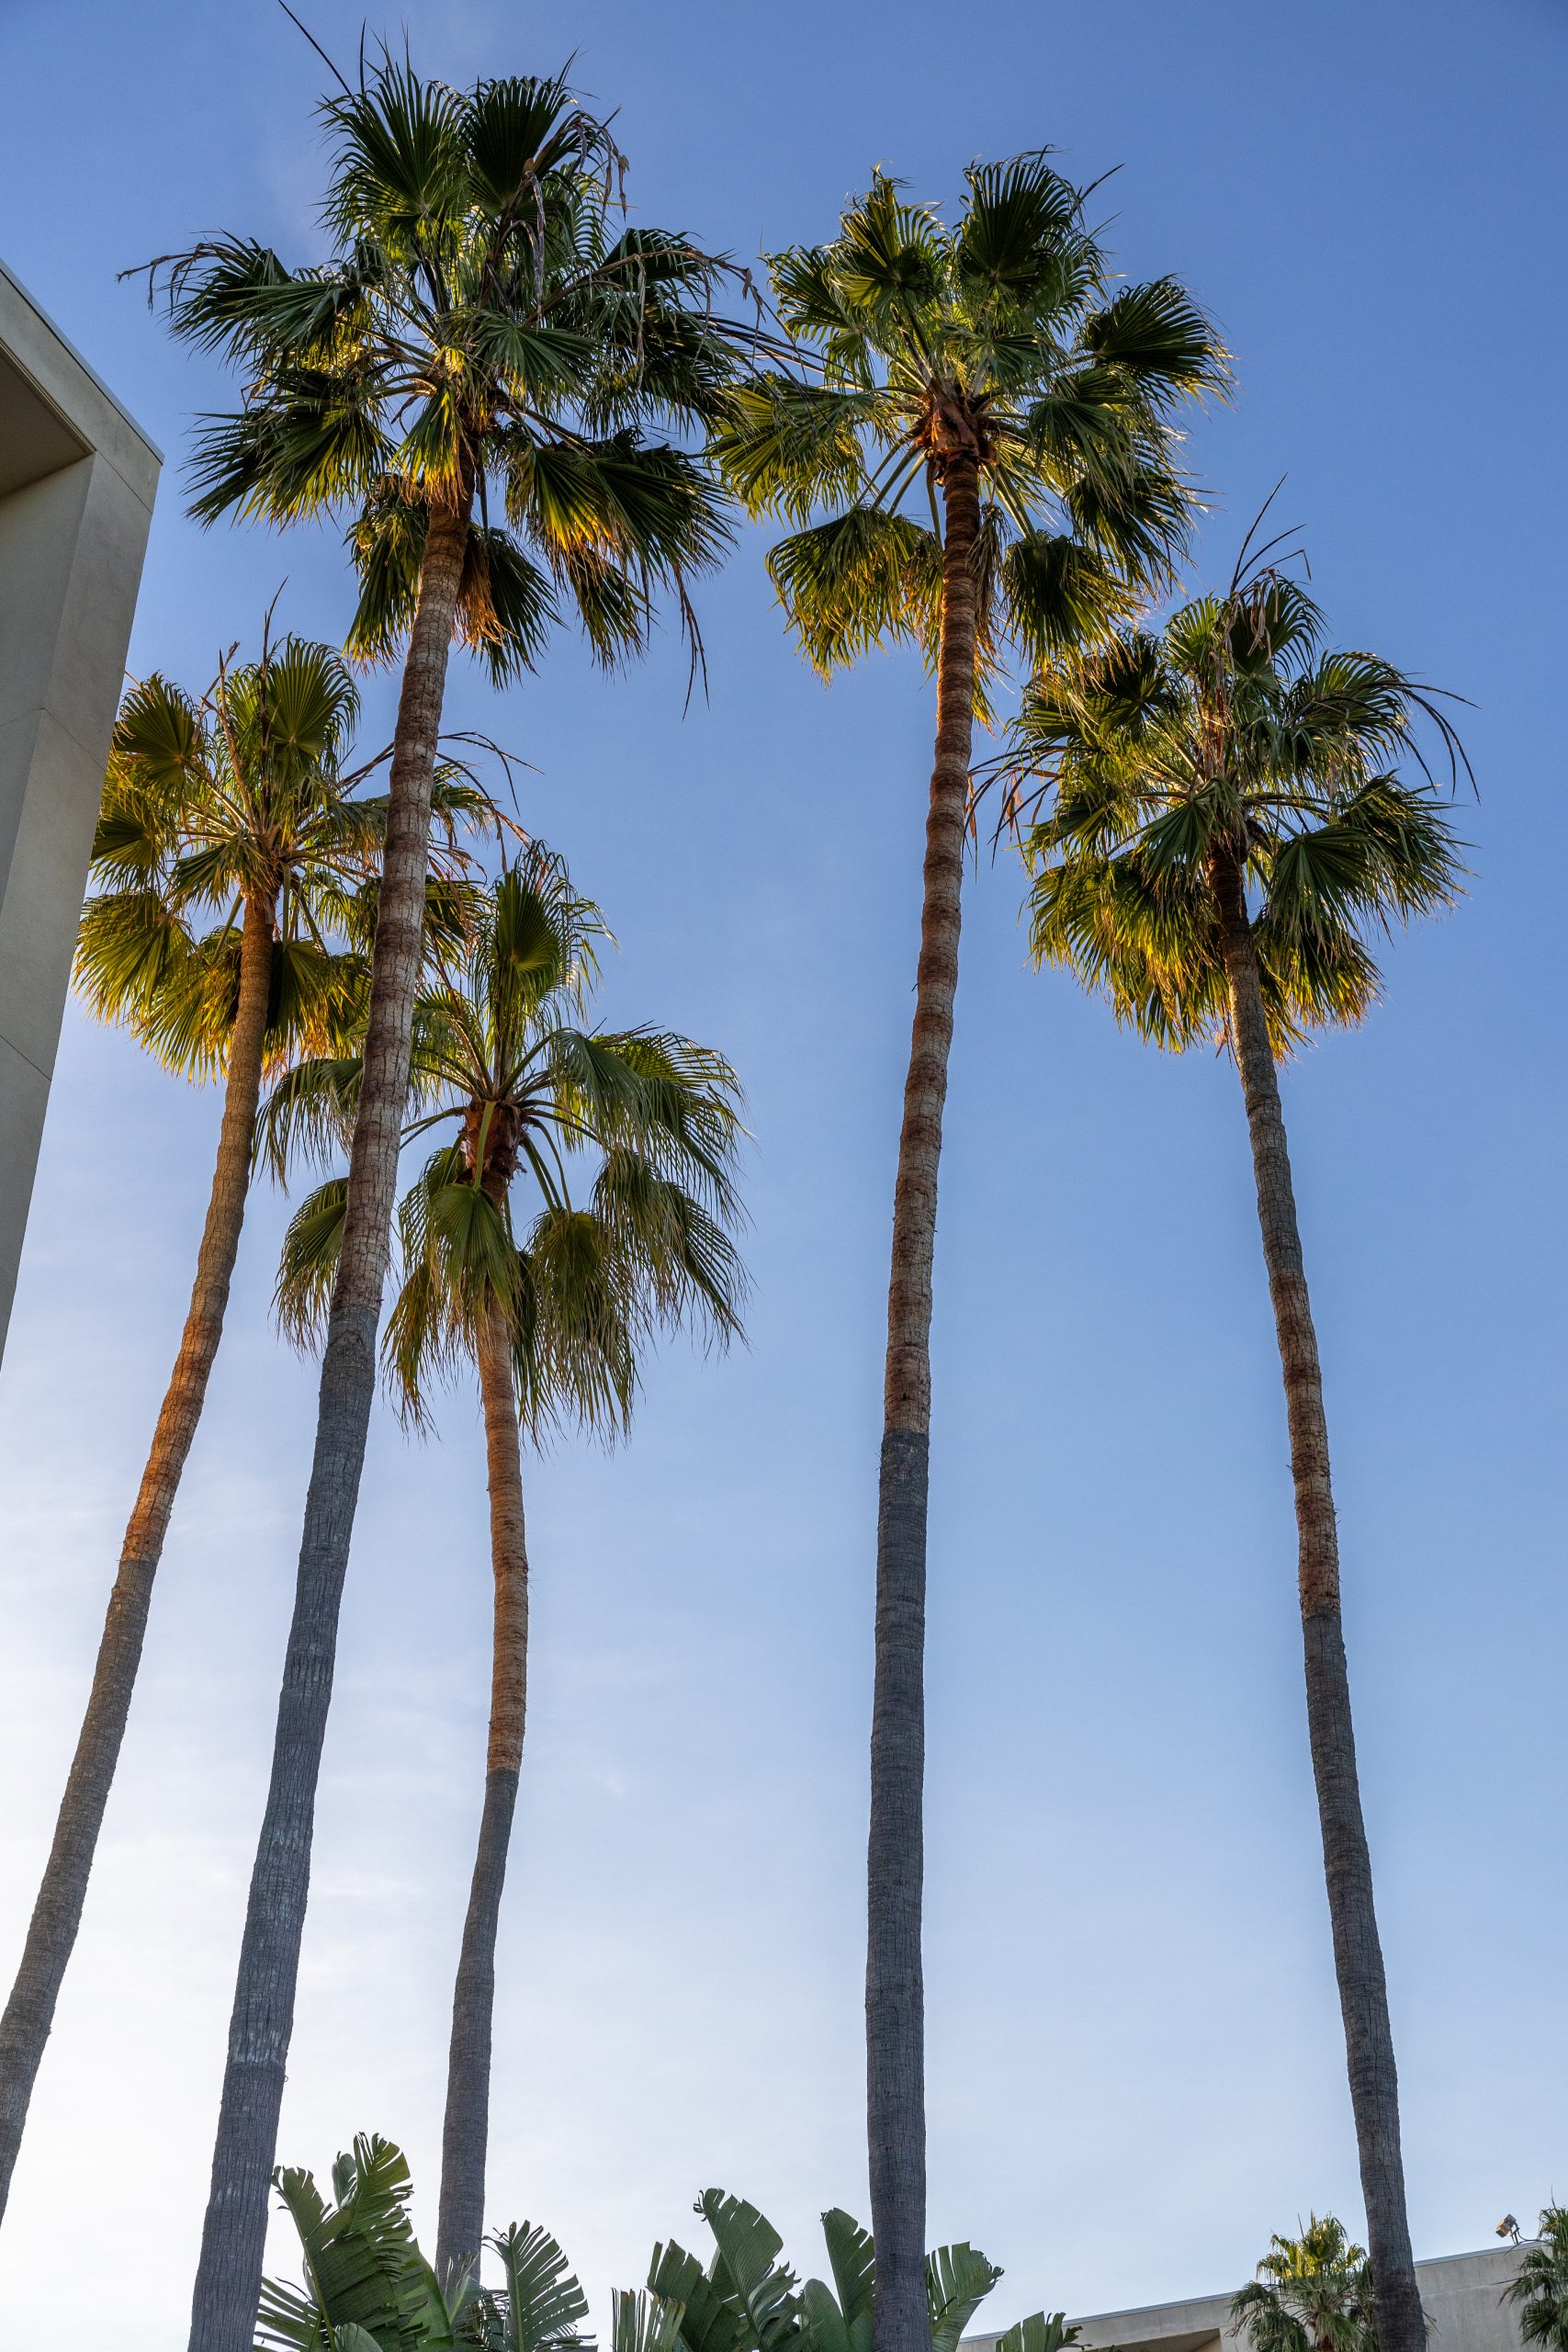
[
  {"x1": 435, "y1": 1295, "x2": 529, "y2": 2289},
  {"x1": 1210, "y1": 845, "x2": 1425, "y2": 2352},
  {"x1": 186, "y1": 489, "x2": 474, "y2": 2352},
  {"x1": 0, "y1": 894, "x2": 274, "y2": 2225},
  {"x1": 867, "y1": 450, "x2": 980, "y2": 2352}
]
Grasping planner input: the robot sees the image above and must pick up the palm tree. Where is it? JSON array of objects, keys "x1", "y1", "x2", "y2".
[
  {"x1": 1232, "y1": 2217, "x2": 1379, "y2": 2352},
  {"x1": 268, "y1": 852, "x2": 746, "y2": 2289},
  {"x1": 146, "y1": 61, "x2": 750, "y2": 2345},
  {"x1": 1506, "y1": 2209, "x2": 1568, "y2": 2352},
  {"x1": 712, "y1": 157, "x2": 1224, "y2": 2347},
  {"x1": 1014, "y1": 560, "x2": 1466, "y2": 2352},
  {"x1": 0, "y1": 632, "x2": 489, "y2": 2226}
]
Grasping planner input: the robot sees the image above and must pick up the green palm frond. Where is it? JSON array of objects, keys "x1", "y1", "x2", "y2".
[
  {"x1": 648, "y1": 2239, "x2": 746, "y2": 2352},
  {"x1": 1506, "y1": 2208, "x2": 1568, "y2": 2352},
  {"x1": 274, "y1": 854, "x2": 743, "y2": 1445},
  {"x1": 147, "y1": 55, "x2": 756, "y2": 682},
  {"x1": 611, "y1": 2294, "x2": 688, "y2": 2352},
  {"x1": 257, "y1": 2133, "x2": 430, "y2": 2352},
  {"x1": 275, "y1": 1177, "x2": 350, "y2": 1349},
  {"x1": 818, "y1": 2212, "x2": 874, "y2": 2335},
  {"x1": 992, "y1": 2314, "x2": 1080, "y2": 2352},
  {"x1": 695, "y1": 2190, "x2": 801, "y2": 2352},
  {"x1": 927, "y1": 2244, "x2": 1005, "y2": 2352},
  {"x1": 658, "y1": 2195, "x2": 1024, "y2": 2352},
  {"x1": 1015, "y1": 566, "x2": 1465, "y2": 1059},
  {"x1": 1231, "y1": 2217, "x2": 1378, "y2": 2352},
  {"x1": 468, "y1": 2220, "x2": 595, "y2": 2352},
  {"x1": 723, "y1": 154, "x2": 1224, "y2": 691},
  {"x1": 259, "y1": 1055, "x2": 364, "y2": 1182},
  {"x1": 81, "y1": 630, "x2": 502, "y2": 1097},
  {"x1": 768, "y1": 509, "x2": 938, "y2": 673}
]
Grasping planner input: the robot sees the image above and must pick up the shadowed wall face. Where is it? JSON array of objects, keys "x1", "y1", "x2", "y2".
[{"x1": 0, "y1": 265, "x2": 160, "y2": 1358}]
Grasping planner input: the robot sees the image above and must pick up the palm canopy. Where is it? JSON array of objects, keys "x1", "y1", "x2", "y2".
[
  {"x1": 1231, "y1": 2216, "x2": 1379, "y2": 2352},
  {"x1": 1014, "y1": 567, "x2": 1467, "y2": 1053},
  {"x1": 1506, "y1": 2208, "x2": 1568, "y2": 2352},
  {"x1": 270, "y1": 850, "x2": 746, "y2": 1431},
  {"x1": 145, "y1": 57, "x2": 754, "y2": 677},
  {"x1": 74, "y1": 632, "x2": 493, "y2": 1080},
  {"x1": 715, "y1": 158, "x2": 1227, "y2": 684}
]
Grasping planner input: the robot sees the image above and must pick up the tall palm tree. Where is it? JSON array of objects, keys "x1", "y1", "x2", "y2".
[
  {"x1": 1014, "y1": 562, "x2": 1465, "y2": 2352},
  {"x1": 268, "y1": 853, "x2": 746, "y2": 2287},
  {"x1": 147, "y1": 61, "x2": 750, "y2": 2345},
  {"x1": 0, "y1": 633, "x2": 488, "y2": 2224},
  {"x1": 712, "y1": 158, "x2": 1224, "y2": 2348},
  {"x1": 1232, "y1": 2216, "x2": 1379, "y2": 2352}
]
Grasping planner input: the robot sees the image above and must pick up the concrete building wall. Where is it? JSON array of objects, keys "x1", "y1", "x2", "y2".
[
  {"x1": 0, "y1": 261, "x2": 161, "y2": 1359},
  {"x1": 965, "y1": 2245, "x2": 1527, "y2": 2352}
]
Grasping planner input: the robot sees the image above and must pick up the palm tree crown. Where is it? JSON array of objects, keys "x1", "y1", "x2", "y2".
[
  {"x1": 271, "y1": 849, "x2": 746, "y2": 1405},
  {"x1": 77, "y1": 632, "x2": 499, "y2": 1073},
  {"x1": 1506, "y1": 2209, "x2": 1568, "y2": 2352},
  {"x1": 81, "y1": 639, "x2": 373, "y2": 1073},
  {"x1": 717, "y1": 157, "x2": 1227, "y2": 678},
  {"x1": 1017, "y1": 567, "x2": 1466, "y2": 1046},
  {"x1": 1232, "y1": 2217, "x2": 1379, "y2": 2352},
  {"x1": 150, "y1": 57, "x2": 750, "y2": 675}
]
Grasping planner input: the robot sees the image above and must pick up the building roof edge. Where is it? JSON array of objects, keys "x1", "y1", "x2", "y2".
[{"x1": 0, "y1": 257, "x2": 164, "y2": 466}]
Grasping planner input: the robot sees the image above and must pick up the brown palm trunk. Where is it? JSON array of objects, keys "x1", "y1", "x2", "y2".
[
  {"x1": 1210, "y1": 844, "x2": 1425, "y2": 2352},
  {"x1": 0, "y1": 894, "x2": 274, "y2": 2224},
  {"x1": 186, "y1": 487, "x2": 473, "y2": 2352},
  {"x1": 435, "y1": 1295, "x2": 529, "y2": 2288},
  {"x1": 867, "y1": 449, "x2": 980, "y2": 2352}
]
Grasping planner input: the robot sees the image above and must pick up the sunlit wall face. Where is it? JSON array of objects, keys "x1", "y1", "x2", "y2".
[{"x1": 0, "y1": 2, "x2": 1563, "y2": 2346}]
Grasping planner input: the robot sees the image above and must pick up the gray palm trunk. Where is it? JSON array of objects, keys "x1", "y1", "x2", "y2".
[
  {"x1": 186, "y1": 492, "x2": 473, "y2": 2352},
  {"x1": 1210, "y1": 845, "x2": 1425, "y2": 2352},
  {"x1": 0, "y1": 896, "x2": 275, "y2": 2226},
  {"x1": 867, "y1": 450, "x2": 980, "y2": 2352},
  {"x1": 435, "y1": 1293, "x2": 530, "y2": 2287}
]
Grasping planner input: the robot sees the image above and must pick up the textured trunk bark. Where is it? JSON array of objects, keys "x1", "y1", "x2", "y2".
[
  {"x1": 1210, "y1": 845, "x2": 1425, "y2": 2352},
  {"x1": 0, "y1": 894, "x2": 274, "y2": 2223},
  {"x1": 867, "y1": 451, "x2": 980, "y2": 2352},
  {"x1": 186, "y1": 489, "x2": 473, "y2": 2352},
  {"x1": 434, "y1": 1295, "x2": 529, "y2": 2289}
]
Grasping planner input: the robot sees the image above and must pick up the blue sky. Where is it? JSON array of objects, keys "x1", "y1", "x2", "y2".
[{"x1": 0, "y1": 0, "x2": 1564, "y2": 2342}]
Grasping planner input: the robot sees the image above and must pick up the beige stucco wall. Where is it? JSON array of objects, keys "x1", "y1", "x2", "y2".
[
  {"x1": 965, "y1": 2244, "x2": 1527, "y2": 2352},
  {"x1": 0, "y1": 261, "x2": 161, "y2": 1358}
]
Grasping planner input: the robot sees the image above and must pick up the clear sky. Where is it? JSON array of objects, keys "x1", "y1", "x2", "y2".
[{"x1": 0, "y1": 1, "x2": 1564, "y2": 2343}]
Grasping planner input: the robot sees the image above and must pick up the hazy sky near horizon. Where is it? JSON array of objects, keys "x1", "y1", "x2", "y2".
[{"x1": 1, "y1": 0, "x2": 1565, "y2": 2343}]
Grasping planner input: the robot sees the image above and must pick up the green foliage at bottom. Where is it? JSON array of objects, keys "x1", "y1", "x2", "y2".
[{"x1": 257, "y1": 2140, "x2": 1078, "y2": 2352}]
